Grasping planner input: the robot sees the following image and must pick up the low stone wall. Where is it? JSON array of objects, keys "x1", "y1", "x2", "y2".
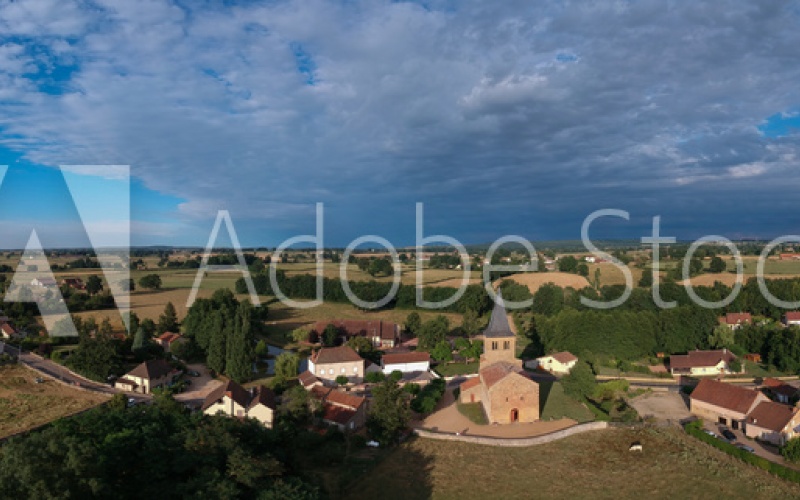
[{"x1": 414, "y1": 421, "x2": 609, "y2": 447}]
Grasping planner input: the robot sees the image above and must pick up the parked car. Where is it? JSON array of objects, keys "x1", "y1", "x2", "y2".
[
  {"x1": 366, "y1": 440, "x2": 380, "y2": 448},
  {"x1": 127, "y1": 398, "x2": 137, "y2": 408},
  {"x1": 702, "y1": 429, "x2": 716, "y2": 437},
  {"x1": 721, "y1": 429, "x2": 737, "y2": 442},
  {"x1": 187, "y1": 370, "x2": 201, "y2": 377},
  {"x1": 735, "y1": 443, "x2": 755, "y2": 453}
]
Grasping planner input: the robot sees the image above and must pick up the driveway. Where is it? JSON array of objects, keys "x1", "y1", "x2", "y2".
[
  {"x1": 628, "y1": 391, "x2": 691, "y2": 423},
  {"x1": 174, "y1": 363, "x2": 221, "y2": 406},
  {"x1": 702, "y1": 421, "x2": 800, "y2": 470}
]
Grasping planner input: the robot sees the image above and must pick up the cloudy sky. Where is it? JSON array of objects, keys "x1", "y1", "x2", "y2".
[{"x1": 1, "y1": 0, "x2": 799, "y2": 248}]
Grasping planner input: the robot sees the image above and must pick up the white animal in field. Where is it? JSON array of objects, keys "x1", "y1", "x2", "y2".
[{"x1": 629, "y1": 441, "x2": 643, "y2": 452}]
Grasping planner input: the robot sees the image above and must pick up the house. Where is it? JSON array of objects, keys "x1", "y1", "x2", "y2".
[
  {"x1": 720, "y1": 312, "x2": 752, "y2": 329},
  {"x1": 202, "y1": 380, "x2": 276, "y2": 428},
  {"x1": 309, "y1": 386, "x2": 367, "y2": 431},
  {"x1": 114, "y1": 359, "x2": 178, "y2": 394},
  {"x1": 783, "y1": 311, "x2": 800, "y2": 327},
  {"x1": 669, "y1": 349, "x2": 739, "y2": 376},
  {"x1": 459, "y1": 293, "x2": 539, "y2": 424},
  {"x1": 311, "y1": 319, "x2": 400, "y2": 349},
  {"x1": 0, "y1": 323, "x2": 17, "y2": 340},
  {"x1": 690, "y1": 379, "x2": 768, "y2": 430},
  {"x1": 61, "y1": 278, "x2": 85, "y2": 290},
  {"x1": 744, "y1": 353, "x2": 762, "y2": 363},
  {"x1": 30, "y1": 277, "x2": 57, "y2": 288},
  {"x1": 155, "y1": 332, "x2": 185, "y2": 353},
  {"x1": 762, "y1": 378, "x2": 799, "y2": 404},
  {"x1": 298, "y1": 370, "x2": 323, "y2": 389},
  {"x1": 744, "y1": 401, "x2": 800, "y2": 446},
  {"x1": 779, "y1": 253, "x2": 800, "y2": 260},
  {"x1": 381, "y1": 351, "x2": 430, "y2": 374},
  {"x1": 526, "y1": 351, "x2": 578, "y2": 375},
  {"x1": 307, "y1": 345, "x2": 365, "y2": 385}
]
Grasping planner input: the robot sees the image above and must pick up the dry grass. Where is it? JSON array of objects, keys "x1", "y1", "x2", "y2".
[
  {"x1": 501, "y1": 272, "x2": 591, "y2": 293},
  {"x1": 0, "y1": 364, "x2": 109, "y2": 439},
  {"x1": 350, "y1": 427, "x2": 800, "y2": 500}
]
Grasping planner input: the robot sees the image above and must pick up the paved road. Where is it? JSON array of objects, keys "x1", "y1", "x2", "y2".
[{"x1": 7, "y1": 345, "x2": 150, "y2": 403}]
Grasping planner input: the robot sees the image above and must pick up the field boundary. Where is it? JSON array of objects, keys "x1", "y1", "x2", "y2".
[{"x1": 414, "y1": 421, "x2": 609, "y2": 447}]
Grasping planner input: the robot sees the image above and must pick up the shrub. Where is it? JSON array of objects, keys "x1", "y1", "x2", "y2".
[
  {"x1": 364, "y1": 371, "x2": 385, "y2": 383},
  {"x1": 335, "y1": 375, "x2": 349, "y2": 386},
  {"x1": 410, "y1": 379, "x2": 446, "y2": 415}
]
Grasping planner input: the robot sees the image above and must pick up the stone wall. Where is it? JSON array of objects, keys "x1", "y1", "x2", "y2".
[{"x1": 414, "y1": 421, "x2": 609, "y2": 447}]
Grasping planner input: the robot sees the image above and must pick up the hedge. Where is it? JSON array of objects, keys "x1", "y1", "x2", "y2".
[
  {"x1": 683, "y1": 420, "x2": 800, "y2": 484},
  {"x1": 410, "y1": 379, "x2": 446, "y2": 415}
]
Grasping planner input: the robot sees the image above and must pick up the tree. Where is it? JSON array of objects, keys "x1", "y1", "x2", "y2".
[
  {"x1": 85, "y1": 274, "x2": 103, "y2": 295},
  {"x1": 417, "y1": 316, "x2": 449, "y2": 351},
  {"x1": 278, "y1": 385, "x2": 313, "y2": 422},
  {"x1": 207, "y1": 327, "x2": 226, "y2": 375},
  {"x1": 561, "y1": 360, "x2": 596, "y2": 399},
  {"x1": 709, "y1": 256, "x2": 727, "y2": 273},
  {"x1": 274, "y1": 352, "x2": 300, "y2": 381},
  {"x1": 708, "y1": 325, "x2": 735, "y2": 349},
  {"x1": 255, "y1": 340, "x2": 269, "y2": 358},
  {"x1": 782, "y1": 437, "x2": 800, "y2": 463},
  {"x1": 346, "y1": 336, "x2": 374, "y2": 356},
  {"x1": 322, "y1": 324, "x2": 339, "y2": 347},
  {"x1": 404, "y1": 312, "x2": 422, "y2": 337},
  {"x1": 158, "y1": 302, "x2": 179, "y2": 333},
  {"x1": 132, "y1": 327, "x2": 147, "y2": 353},
  {"x1": 367, "y1": 379, "x2": 409, "y2": 446},
  {"x1": 461, "y1": 309, "x2": 480, "y2": 336},
  {"x1": 576, "y1": 263, "x2": 589, "y2": 277},
  {"x1": 291, "y1": 327, "x2": 310, "y2": 343},
  {"x1": 138, "y1": 274, "x2": 162, "y2": 290},
  {"x1": 430, "y1": 340, "x2": 453, "y2": 362},
  {"x1": 689, "y1": 258, "x2": 704, "y2": 277},
  {"x1": 226, "y1": 304, "x2": 255, "y2": 383},
  {"x1": 335, "y1": 375, "x2": 349, "y2": 386},
  {"x1": 558, "y1": 255, "x2": 578, "y2": 273}
]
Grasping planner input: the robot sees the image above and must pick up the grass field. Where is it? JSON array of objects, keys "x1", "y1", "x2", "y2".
[
  {"x1": 434, "y1": 362, "x2": 479, "y2": 377},
  {"x1": 349, "y1": 427, "x2": 800, "y2": 499},
  {"x1": 0, "y1": 365, "x2": 109, "y2": 439},
  {"x1": 539, "y1": 381, "x2": 595, "y2": 423},
  {"x1": 456, "y1": 402, "x2": 488, "y2": 424}
]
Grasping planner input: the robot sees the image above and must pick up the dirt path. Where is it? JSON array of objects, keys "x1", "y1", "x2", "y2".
[{"x1": 416, "y1": 388, "x2": 576, "y2": 438}]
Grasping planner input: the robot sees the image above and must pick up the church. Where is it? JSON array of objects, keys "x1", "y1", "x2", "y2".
[{"x1": 459, "y1": 293, "x2": 540, "y2": 424}]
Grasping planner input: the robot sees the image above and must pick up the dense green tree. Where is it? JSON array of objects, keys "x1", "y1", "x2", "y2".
[
  {"x1": 531, "y1": 283, "x2": 564, "y2": 316},
  {"x1": 405, "y1": 312, "x2": 422, "y2": 337},
  {"x1": 85, "y1": 274, "x2": 103, "y2": 295},
  {"x1": 255, "y1": 340, "x2": 269, "y2": 358},
  {"x1": 558, "y1": 255, "x2": 578, "y2": 273},
  {"x1": 417, "y1": 315, "x2": 450, "y2": 351},
  {"x1": 782, "y1": 437, "x2": 800, "y2": 463},
  {"x1": 323, "y1": 324, "x2": 339, "y2": 347},
  {"x1": 430, "y1": 340, "x2": 453, "y2": 362},
  {"x1": 561, "y1": 360, "x2": 596, "y2": 399},
  {"x1": 132, "y1": 327, "x2": 146, "y2": 353},
  {"x1": 708, "y1": 325, "x2": 735, "y2": 349},
  {"x1": 157, "y1": 302, "x2": 179, "y2": 333},
  {"x1": 291, "y1": 327, "x2": 311, "y2": 343},
  {"x1": 207, "y1": 322, "x2": 227, "y2": 375},
  {"x1": 226, "y1": 304, "x2": 255, "y2": 383},
  {"x1": 274, "y1": 352, "x2": 300, "y2": 381},
  {"x1": 138, "y1": 274, "x2": 162, "y2": 290},
  {"x1": 367, "y1": 379, "x2": 409, "y2": 446},
  {"x1": 709, "y1": 256, "x2": 727, "y2": 273}
]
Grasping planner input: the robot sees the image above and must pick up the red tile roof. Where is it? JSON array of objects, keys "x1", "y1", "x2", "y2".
[
  {"x1": 298, "y1": 370, "x2": 320, "y2": 387},
  {"x1": 746, "y1": 401, "x2": 799, "y2": 432},
  {"x1": 724, "y1": 312, "x2": 752, "y2": 325},
  {"x1": 480, "y1": 362, "x2": 524, "y2": 389},
  {"x1": 670, "y1": 349, "x2": 736, "y2": 370},
  {"x1": 323, "y1": 405, "x2": 359, "y2": 426},
  {"x1": 784, "y1": 311, "x2": 800, "y2": 322},
  {"x1": 324, "y1": 389, "x2": 366, "y2": 409},
  {"x1": 248, "y1": 386, "x2": 276, "y2": 411},
  {"x1": 312, "y1": 319, "x2": 399, "y2": 341},
  {"x1": 157, "y1": 332, "x2": 182, "y2": 343},
  {"x1": 460, "y1": 377, "x2": 481, "y2": 391},
  {"x1": 310, "y1": 346, "x2": 363, "y2": 365},
  {"x1": 691, "y1": 379, "x2": 763, "y2": 415},
  {"x1": 382, "y1": 351, "x2": 430, "y2": 366},
  {"x1": 202, "y1": 380, "x2": 251, "y2": 411},
  {"x1": 1, "y1": 323, "x2": 16, "y2": 336}
]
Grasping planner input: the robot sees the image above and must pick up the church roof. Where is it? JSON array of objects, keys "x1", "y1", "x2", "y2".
[{"x1": 483, "y1": 292, "x2": 514, "y2": 338}]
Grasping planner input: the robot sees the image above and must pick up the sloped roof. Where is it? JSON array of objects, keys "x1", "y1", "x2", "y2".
[
  {"x1": 460, "y1": 377, "x2": 481, "y2": 391},
  {"x1": 312, "y1": 319, "x2": 399, "y2": 340},
  {"x1": 746, "y1": 401, "x2": 799, "y2": 432},
  {"x1": 784, "y1": 311, "x2": 800, "y2": 322},
  {"x1": 127, "y1": 359, "x2": 174, "y2": 381},
  {"x1": 157, "y1": 332, "x2": 182, "y2": 343},
  {"x1": 298, "y1": 370, "x2": 320, "y2": 387},
  {"x1": 543, "y1": 351, "x2": 578, "y2": 364},
  {"x1": 324, "y1": 389, "x2": 366, "y2": 410},
  {"x1": 691, "y1": 379, "x2": 762, "y2": 415},
  {"x1": 310, "y1": 345, "x2": 363, "y2": 364},
  {"x1": 382, "y1": 351, "x2": 430, "y2": 366},
  {"x1": 1, "y1": 323, "x2": 16, "y2": 335},
  {"x1": 248, "y1": 386, "x2": 276, "y2": 411},
  {"x1": 484, "y1": 292, "x2": 514, "y2": 338},
  {"x1": 670, "y1": 349, "x2": 736, "y2": 369},
  {"x1": 724, "y1": 312, "x2": 752, "y2": 325},
  {"x1": 479, "y1": 361, "x2": 534, "y2": 390},
  {"x1": 322, "y1": 405, "x2": 359, "y2": 426},
  {"x1": 201, "y1": 380, "x2": 251, "y2": 411}
]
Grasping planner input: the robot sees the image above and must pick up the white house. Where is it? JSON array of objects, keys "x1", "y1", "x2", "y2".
[
  {"x1": 307, "y1": 345, "x2": 365, "y2": 384},
  {"x1": 202, "y1": 380, "x2": 276, "y2": 428},
  {"x1": 381, "y1": 351, "x2": 431, "y2": 374},
  {"x1": 669, "y1": 349, "x2": 739, "y2": 376},
  {"x1": 526, "y1": 351, "x2": 578, "y2": 375},
  {"x1": 783, "y1": 311, "x2": 800, "y2": 327},
  {"x1": 30, "y1": 277, "x2": 57, "y2": 288}
]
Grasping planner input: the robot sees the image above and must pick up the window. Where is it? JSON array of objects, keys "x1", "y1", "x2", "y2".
[
  {"x1": 319, "y1": 369, "x2": 325, "y2": 376},
  {"x1": 353, "y1": 366, "x2": 359, "y2": 373},
  {"x1": 341, "y1": 367, "x2": 346, "y2": 373},
  {"x1": 492, "y1": 341, "x2": 498, "y2": 350},
  {"x1": 503, "y1": 341, "x2": 510, "y2": 350},
  {"x1": 329, "y1": 369, "x2": 334, "y2": 375}
]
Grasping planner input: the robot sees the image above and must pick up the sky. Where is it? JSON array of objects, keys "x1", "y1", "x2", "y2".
[{"x1": 1, "y1": 0, "x2": 800, "y2": 249}]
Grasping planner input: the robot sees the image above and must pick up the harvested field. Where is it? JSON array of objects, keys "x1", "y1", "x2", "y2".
[
  {"x1": 501, "y1": 271, "x2": 591, "y2": 293},
  {"x1": 0, "y1": 364, "x2": 109, "y2": 439}
]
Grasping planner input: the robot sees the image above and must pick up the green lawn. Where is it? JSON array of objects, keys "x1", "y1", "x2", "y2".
[
  {"x1": 456, "y1": 402, "x2": 488, "y2": 425},
  {"x1": 434, "y1": 362, "x2": 479, "y2": 377},
  {"x1": 539, "y1": 381, "x2": 595, "y2": 423},
  {"x1": 743, "y1": 360, "x2": 792, "y2": 378}
]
